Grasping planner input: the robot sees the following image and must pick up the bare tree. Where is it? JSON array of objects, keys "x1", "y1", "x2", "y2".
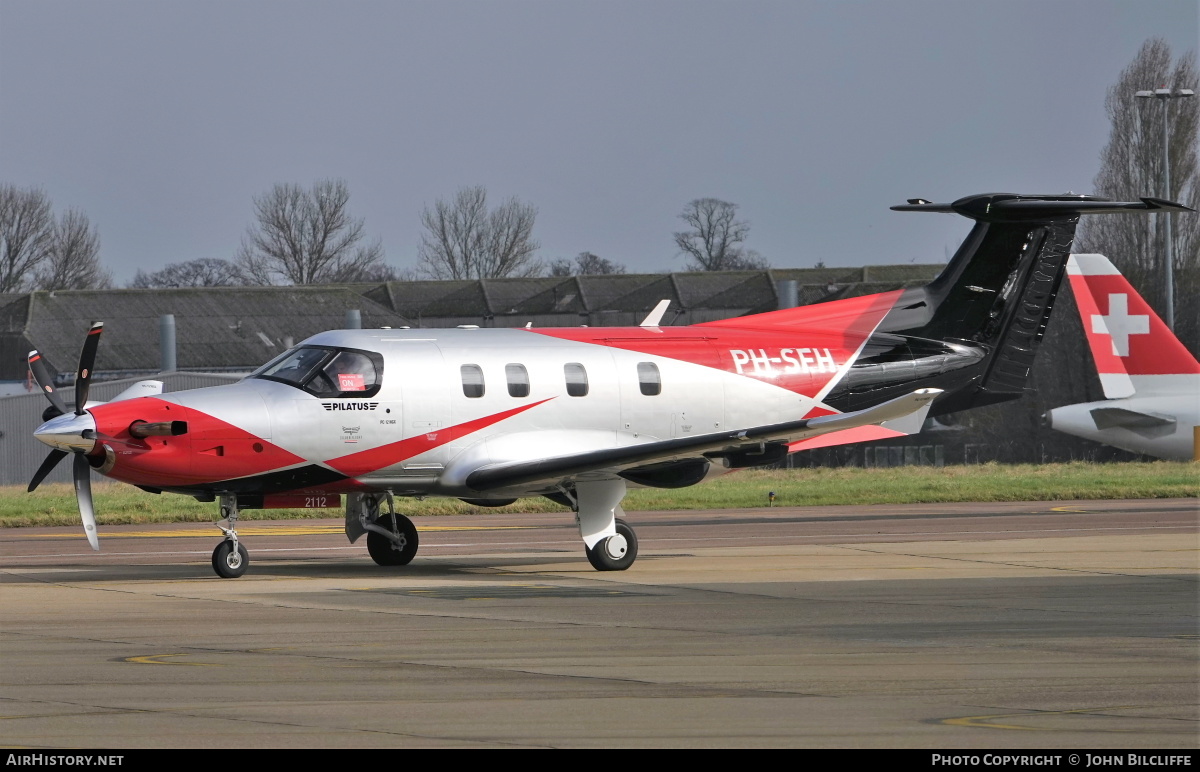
[
  {"x1": 0, "y1": 185, "x2": 54, "y2": 292},
  {"x1": 236, "y1": 179, "x2": 386, "y2": 285},
  {"x1": 1076, "y1": 38, "x2": 1199, "y2": 353},
  {"x1": 549, "y1": 251, "x2": 626, "y2": 276},
  {"x1": 130, "y1": 257, "x2": 246, "y2": 288},
  {"x1": 33, "y1": 209, "x2": 111, "y2": 290},
  {"x1": 347, "y1": 262, "x2": 408, "y2": 282},
  {"x1": 418, "y1": 186, "x2": 541, "y2": 279},
  {"x1": 674, "y1": 198, "x2": 768, "y2": 271}
]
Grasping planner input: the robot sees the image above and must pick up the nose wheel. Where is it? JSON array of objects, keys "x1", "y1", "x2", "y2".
[{"x1": 212, "y1": 540, "x2": 249, "y2": 578}]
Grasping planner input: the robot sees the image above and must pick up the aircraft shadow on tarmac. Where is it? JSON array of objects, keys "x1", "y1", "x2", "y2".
[{"x1": 0, "y1": 553, "x2": 669, "y2": 583}]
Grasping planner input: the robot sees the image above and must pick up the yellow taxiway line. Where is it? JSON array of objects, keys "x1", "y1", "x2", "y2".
[
  {"x1": 123, "y1": 653, "x2": 220, "y2": 667},
  {"x1": 942, "y1": 706, "x2": 1140, "y2": 731}
]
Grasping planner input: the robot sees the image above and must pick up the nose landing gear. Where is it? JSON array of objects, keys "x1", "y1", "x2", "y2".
[{"x1": 212, "y1": 494, "x2": 249, "y2": 578}]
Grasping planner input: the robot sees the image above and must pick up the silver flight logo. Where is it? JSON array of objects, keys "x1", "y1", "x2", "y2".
[{"x1": 321, "y1": 402, "x2": 379, "y2": 411}]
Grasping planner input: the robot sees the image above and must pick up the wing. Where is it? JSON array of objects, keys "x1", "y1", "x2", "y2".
[{"x1": 465, "y1": 388, "x2": 941, "y2": 492}]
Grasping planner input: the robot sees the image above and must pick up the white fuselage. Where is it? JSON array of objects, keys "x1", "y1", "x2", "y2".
[{"x1": 156, "y1": 327, "x2": 827, "y2": 497}]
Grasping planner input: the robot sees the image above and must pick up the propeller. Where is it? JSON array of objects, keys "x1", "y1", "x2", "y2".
[
  {"x1": 28, "y1": 449, "x2": 68, "y2": 493},
  {"x1": 27, "y1": 322, "x2": 105, "y2": 551},
  {"x1": 27, "y1": 350, "x2": 67, "y2": 420},
  {"x1": 75, "y1": 321, "x2": 103, "y2": 416},
  {"x1": 74, "y1": 453, "x2": 99, "y2": 551}
]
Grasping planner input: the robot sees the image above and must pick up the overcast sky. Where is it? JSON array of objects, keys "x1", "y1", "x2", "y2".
[{"x1": 1, "y1": 0, "x2": 1196, "y2": 284}]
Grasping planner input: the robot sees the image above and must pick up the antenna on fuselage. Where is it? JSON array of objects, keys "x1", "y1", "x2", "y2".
[{"x1": 639, "y1": 299, "x2": 671, "y2": 327}]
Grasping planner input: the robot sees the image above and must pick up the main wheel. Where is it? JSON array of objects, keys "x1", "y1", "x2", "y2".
[
  {"x1": 585, "y1": 518, "x2": 638, "y2": 571},
  {"x1": 212, "y1": 540, "x2": 249, "y2": 578},
  {"x1": 367, "y1": 512, "x2": 419, "y2": 566}
]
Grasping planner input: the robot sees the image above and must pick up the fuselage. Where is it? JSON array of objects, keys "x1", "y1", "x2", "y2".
[{"x1": 81, "y1": 322, "x2": 896, "y2": 499}]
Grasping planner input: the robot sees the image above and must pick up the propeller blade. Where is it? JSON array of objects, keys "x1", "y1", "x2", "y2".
[
  {"x1": 75, "y1": 322, "x2": 104, "y2": 416},
  {"x1": 28, "y1": 449, "x2": 69, "y2": 492},
  {"x1": 73, "y1": 453, "x2": 99, "y2": 551},
  {"x1": 27, "y1": 350, "x2": 67, "y2": 417}
]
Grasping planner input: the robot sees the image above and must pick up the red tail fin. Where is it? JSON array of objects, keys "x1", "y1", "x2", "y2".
[{"x1": 1067, "y1": 254, "x2": 1200, "y2": 396}]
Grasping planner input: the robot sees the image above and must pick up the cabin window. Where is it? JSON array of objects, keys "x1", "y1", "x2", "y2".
[
  {"x1": 506, "y1": 363, "x2": 530, "y2": 398},
  {"x1": 637, "y1": 362, "x2": 661, "y2": 396},
  {"x1": 564, "y1": 362, "x2": 588, "y2": 397},
  {"x1": 461, "y1": 364, "x2": 485, "y2": 398}
]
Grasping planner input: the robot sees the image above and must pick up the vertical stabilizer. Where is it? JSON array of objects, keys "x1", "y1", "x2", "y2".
[
  {"x1": 1067, "y1": 254, "x2": 1200, "y2": 398},
  {"x1": 870, "y1": 194, "x2": 1193, "y2": 415}
]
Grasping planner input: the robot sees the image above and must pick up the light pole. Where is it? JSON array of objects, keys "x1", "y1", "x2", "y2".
[{"x1": 1136, "y1": 87, "x2": 1195, "y2": 331}]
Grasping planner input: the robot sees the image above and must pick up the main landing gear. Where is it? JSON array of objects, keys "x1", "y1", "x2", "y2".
[
  {"x1": 207, "y1": 491, "x2": 422, "y2": 578},
  {"x1": 586, "y1": 518, "x2": 638, "y2": 571},
  {"x1": 360, "y1": 492, "x2": 419, "y2": 567},
  {"x1": 212, "y1": 493, "x2": 249, "y2": 578},
  {"x1": 572, "y1": 479, "x2": 638, "y2": 571}
]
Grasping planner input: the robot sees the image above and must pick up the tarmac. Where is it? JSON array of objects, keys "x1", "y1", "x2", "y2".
[{"x1": 0, "y1": 498, "x2": 1196, "y2": 748}]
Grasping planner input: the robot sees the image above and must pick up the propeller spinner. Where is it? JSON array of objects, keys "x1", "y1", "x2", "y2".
[{"x1": 27, "y1": 321, "x2": 105, "y2": 550}]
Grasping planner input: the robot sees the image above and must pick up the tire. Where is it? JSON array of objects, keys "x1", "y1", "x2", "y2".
[
  {"x1": 585, "y1": 518, "x2": 638, "y2": 571},
  {"x1": 212, "y1": 540, "x2": 249, "y2": 578},
  {"x1": 367, "y1": 512, "x2": 419, "y2": 566}
]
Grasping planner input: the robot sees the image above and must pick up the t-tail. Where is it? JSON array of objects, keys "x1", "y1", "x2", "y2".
[
  {"x1": 1066, "y1": 253, "x2": 1200, "y2": 399},
  {"x1": 826, "y1": 193, "x2": 1192, "y2": 416}
]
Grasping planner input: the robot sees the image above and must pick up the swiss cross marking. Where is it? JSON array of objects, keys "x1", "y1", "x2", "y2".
[{"x1": 1091, "y1": 293, "x2": 1149, "y2": 357}]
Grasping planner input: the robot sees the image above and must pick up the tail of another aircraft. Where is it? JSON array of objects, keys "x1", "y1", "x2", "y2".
[{"x1": 1066, "y1": 253, "x2": 1200, "y2": 399}]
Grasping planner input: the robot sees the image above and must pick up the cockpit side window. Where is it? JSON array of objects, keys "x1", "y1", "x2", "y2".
[
  {"x1": 321, "y1": 351, "x2": 377, "y2": 395},
  {"x1": 256, "y1": 347, "x2": 331, "y2": 387},
  {"x1": 252, "y1": 345, "x2": 383, "y2": 398}
]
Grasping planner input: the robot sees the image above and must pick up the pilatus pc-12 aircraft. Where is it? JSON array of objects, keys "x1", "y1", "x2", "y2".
[{"x1": 27, "y1": 192, "x2": 1190, "y2": 577}]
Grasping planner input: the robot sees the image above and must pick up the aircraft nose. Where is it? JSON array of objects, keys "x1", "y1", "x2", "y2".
[{"x1": 33, "y1": 411, "x2": 98, "y2": 453}]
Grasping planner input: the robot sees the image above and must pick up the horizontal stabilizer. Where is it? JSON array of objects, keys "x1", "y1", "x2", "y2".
[
  {"x1": 787, "y1": 394, "x2": 935, "y2": 452},
  {"x1": 892, "y1": 193, "x2": 1193, "y2": 221},
  {"x1": 1090, "y1": 407, "x2": 1175, "y2": 431}
]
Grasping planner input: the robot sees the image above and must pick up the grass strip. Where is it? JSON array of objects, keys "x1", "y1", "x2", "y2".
[{"x1": 1, "y1": 461, "x2": 1195, "y2": 528}]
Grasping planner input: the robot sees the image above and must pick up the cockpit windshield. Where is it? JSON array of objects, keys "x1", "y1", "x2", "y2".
[{"x1": 250, "y1": 345, "x2": 384, "y2": 398}]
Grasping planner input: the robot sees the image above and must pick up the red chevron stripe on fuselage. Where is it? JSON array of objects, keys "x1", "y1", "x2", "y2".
[
  {"x1": 324, "y1": 399, "x2": 551, "y2": 478},
  {"x1": 89, "y1": 395, "x2": 552, "y2": 491}
]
